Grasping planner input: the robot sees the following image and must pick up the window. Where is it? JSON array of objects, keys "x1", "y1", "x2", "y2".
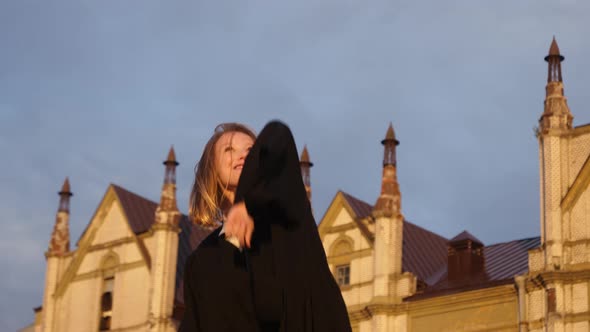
[
  {"x1": 336, "y1": 265, "x2": 350, "y2": 286},
  {"x1": 547, "y1": 288, "x2": 556, "y2": 313},
  {"x1": 99, "y1": 277, "x2": 114, "y2": 331}
]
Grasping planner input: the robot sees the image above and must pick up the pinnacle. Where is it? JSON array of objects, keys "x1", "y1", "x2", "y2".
[
  {"x1": 164, "y1": 146, "x2": 179, "y2": 165},
  {"x1": 381, "y1": 122, "x2": 399, "y2": 145},
  {"x1": 549, "y1": 36, "x2": 560, "y2": 56},
  {"x1": 59, "y1": 177, "x2": 72, "y2": 195},
  {"x1": 167, "y1": 146, "x2": 176, "y2": 162},
  {"x1": 300, "y1": 145, "x2": 312, "y2": 165},
  {"x1": 545, "y1": 36, "x2": 564, "y2": 62}
]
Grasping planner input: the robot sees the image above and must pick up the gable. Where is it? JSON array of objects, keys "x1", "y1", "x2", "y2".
[
  {"x1": 319, "y1": 191, "x2": 378, "y2": 256},
  {"x1": 332, "y1": 208, "x2": 354, "y2": 228},
  {"x1": 562, "y1": 153, "x2": 590, "y2": 212},
  {"x1": 54, "y1": 185, "x2": 152, "y2": 297},
  {"x1": 92, "y1": 201, "x2": 135, "y2": 246}
]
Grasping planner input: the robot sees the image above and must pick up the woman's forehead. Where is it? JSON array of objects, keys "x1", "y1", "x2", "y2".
[{"x1": 217, "y1": 131, "x2": 253, "y2": 146}]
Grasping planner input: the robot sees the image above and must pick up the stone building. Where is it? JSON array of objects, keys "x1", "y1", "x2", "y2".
[
  {"x1": 25, "y1": 38, "x2": 590, "y2": 332},
  {"x1": 318, "y1": 38, "x2": 590, "y2": 331},
  {"x1": 26, "y1": 148, "x2": 212, "y2": 332}
]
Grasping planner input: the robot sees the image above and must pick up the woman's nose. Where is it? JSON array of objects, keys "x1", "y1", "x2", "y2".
[{"x1": 237, "y1": 147, "x2": 249, "y2": 159}]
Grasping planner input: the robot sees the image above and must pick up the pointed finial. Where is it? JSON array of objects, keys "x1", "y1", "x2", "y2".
[
  {"x1": 545, "y1": 36, "x2": 564, "y2": 62},
  {"x1": 381, "y1": 122, "x2": 400, "y2": 146},
  {"x1": 164, "y1": 146, "x2": 179, "y2": 166},
  {"x1": 59, "y1": 177, "x2": 72, "y2": 196},
  {"x1": 57, "y1": 177, "x2": 72, "y2": 212},
  {"x1": 300, "y1": 145, "x2": 313, "y2": 167},
  {"x1": 549, "y1": 36, "x2": 560, "y2": 56}
]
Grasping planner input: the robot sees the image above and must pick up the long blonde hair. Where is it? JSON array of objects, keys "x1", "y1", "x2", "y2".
[{"x1": 189, "y1": 123, "x2": 256, "y2": 226}]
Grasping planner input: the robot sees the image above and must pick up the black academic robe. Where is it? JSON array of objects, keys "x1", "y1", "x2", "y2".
[{"x1": 179, "y1": 121, "x2": 352, "y2": 332}]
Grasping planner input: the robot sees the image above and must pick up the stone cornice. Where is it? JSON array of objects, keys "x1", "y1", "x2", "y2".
[
  {"x1": 325, "y1": 222, "x2": 357, "y2": 234},
  {"x1": 71, "y1": 260, "x2": 146, "y2": 282},
  {"x1": 151, "y1": 222, "x2": 181, "y2": 233},
  {"x1": 338, "y1": 280, "x2": 373, "y2": 293},
  {"x1": 327, "y1": 248, "x2": 372, "y2": 266},
  {"x1": 108, "y1": 321, "x2": 150, "y2": 332},
  {"x1": 524, "y1": 270, "x2": 590, "y2": 293},
  {"x1": 407, "y1": 284, "x2": 516, "y2": 313}
]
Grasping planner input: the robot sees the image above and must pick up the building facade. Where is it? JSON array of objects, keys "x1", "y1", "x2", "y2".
[
  {"x1": 26, "y1": 38, "x2": 590, "y2": 332},
  {"x1": 26, "y1": 148, "x2": 212, "y2": 332},
  {"x1": 318, "y1": 38, "x2": 590, "y2": 332}
]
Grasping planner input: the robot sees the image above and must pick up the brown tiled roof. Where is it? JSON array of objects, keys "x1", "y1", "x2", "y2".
[
  {"x1": 406, "y1": 236, "x2": 541, "y2": 300},
  {"x1": 340, "y1": 191, "x2": 375, "y2": 243},
  {"x1": 339, "y1": 191, "x2": 448, "y2": 284},
  {"x1": 112, "y1": 184, "x2": 159, "y2": 234},
  {"x1": 340, "y1": 191, "x2": 372, "y2": 218},
  {"x1": 403, "y1": 221, "x2": 448, "y2": 284},
  {"x1": 77, "y1": 184, "x2": 212, "y2": 306},
  {"x1": 484, "y1": 236, "x2": 540, "y2": 280}
]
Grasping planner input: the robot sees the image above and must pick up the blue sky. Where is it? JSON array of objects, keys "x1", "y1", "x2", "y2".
[{"x1": 1, "y1": 0, "x2": 589, "y2": 330}]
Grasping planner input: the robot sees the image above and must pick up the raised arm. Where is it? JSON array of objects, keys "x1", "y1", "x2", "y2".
[{"x1": 235, "y1": 120, "x2": 310, "y2": 229}]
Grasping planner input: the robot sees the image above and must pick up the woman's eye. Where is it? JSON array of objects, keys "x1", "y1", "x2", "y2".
[{"x1": 224, "y1": 146, "x2": 233, "y2": 152}]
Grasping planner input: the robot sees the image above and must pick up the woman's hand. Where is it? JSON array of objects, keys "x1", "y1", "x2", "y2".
[{"x1": 224, "y1": 202, "x2": 255, "y2": 248}]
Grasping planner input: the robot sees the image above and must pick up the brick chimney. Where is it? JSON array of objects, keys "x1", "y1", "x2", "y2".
[{"x1": 447, "y1": 231, "x2": 485, "y2": 281}]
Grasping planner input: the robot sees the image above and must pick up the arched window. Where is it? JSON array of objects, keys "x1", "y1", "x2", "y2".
[
  {"x1": 332, "y1": 240, "x2": 353, "y2": 256},
  {"x1": 330, "y1": 237, "x2": 354, "y2": 287},
  {"x1": 99, "y1": 277, "x2": 114, "y2": 331},
  {"x1": 99, "y1": 252, "x2": 118, "y2": 331}
]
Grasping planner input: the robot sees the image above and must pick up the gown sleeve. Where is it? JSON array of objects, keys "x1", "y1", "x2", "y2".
[
  {"x1": 234, "y1": 121, "x2": 310, "y2": 229},
  {"x1": 178, "y1": 254, "x2": 201, "y2": 332}
]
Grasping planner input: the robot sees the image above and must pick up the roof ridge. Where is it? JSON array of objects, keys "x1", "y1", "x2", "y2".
[
  {"x1": 484, "y1": 235, "x2": 541, "y2": 248},
  {"x1": 404, "y1": 219, "x2": 448, "y2": 242},
  {"x1": 449, "y1": 230, "x2": 483, "y2": 244},
  {"x1": 339, "y1": 190, "x2": 372, "y2": 206},
  {"x1": 111, "y1": 183, "x2": 158, "y2": 205}
]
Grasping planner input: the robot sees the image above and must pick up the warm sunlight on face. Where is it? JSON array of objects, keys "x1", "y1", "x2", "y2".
[{"x1": 214, "y1": 131, "x2": 255, "y2": 191}]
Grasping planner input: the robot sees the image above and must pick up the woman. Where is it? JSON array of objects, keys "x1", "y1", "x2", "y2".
[{"x1": 179, "y1": 121, "x2": 351, "y2": 332}]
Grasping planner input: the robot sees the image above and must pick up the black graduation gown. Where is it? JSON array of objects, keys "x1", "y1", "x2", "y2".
[{"x1": 179, "y1": 121, "x2": 352, "y2": 332}]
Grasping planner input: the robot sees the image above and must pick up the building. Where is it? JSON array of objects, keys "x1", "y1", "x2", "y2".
[
  {"x1": 27, "y1": 148, "x2": 212, "y2": 332},
  {"x1": 27, "y1": 38, "x2": 590, "y2": 331},
  {"x1": 318, "y1": 38, "x2": 590, "y2": 332}
]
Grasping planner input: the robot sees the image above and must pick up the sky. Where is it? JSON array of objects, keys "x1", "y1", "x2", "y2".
[{"x1": 1, "y1": 0, "x2": 589, "y2": 330}]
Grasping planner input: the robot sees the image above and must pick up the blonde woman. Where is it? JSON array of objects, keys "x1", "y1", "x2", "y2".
[{"x1": 179, "y1": 121, "x2": 351, "y2": 332}]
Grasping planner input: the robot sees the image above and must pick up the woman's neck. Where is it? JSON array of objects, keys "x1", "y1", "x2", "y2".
[{"x1": 220, "y1": 189, "x2": 236, "y2": 216}]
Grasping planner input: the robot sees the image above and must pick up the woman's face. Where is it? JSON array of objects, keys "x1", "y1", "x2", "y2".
[{"x1": 214, "y1": 131, "x2": 255, "y2": 190}]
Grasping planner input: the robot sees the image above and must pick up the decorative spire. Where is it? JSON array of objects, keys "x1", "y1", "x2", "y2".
[
  {"x1": 300, "y1": 145, "x2": 313, "y2": 202},
  {"x1": 382, "y1": 122, "x2": 399, "y2": 166},
  {"x1": 58, "y1": 177, "x2": 72, "y2": 212},
  {"x1": 373, "y1": 123, "x2": 402, "y2": 218},
  {"x1": 539, "y1": 37, "x2": 573, "y2": 134},
  {"x1": 545, "y1": 36, "x2": 564, "y2": 83},
  {"x1": 158, "y1": 146, "x2": 179, "y2": 214},
  {"x1": 48, "y1": 178, "x2": 72, "y2": 256}
]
